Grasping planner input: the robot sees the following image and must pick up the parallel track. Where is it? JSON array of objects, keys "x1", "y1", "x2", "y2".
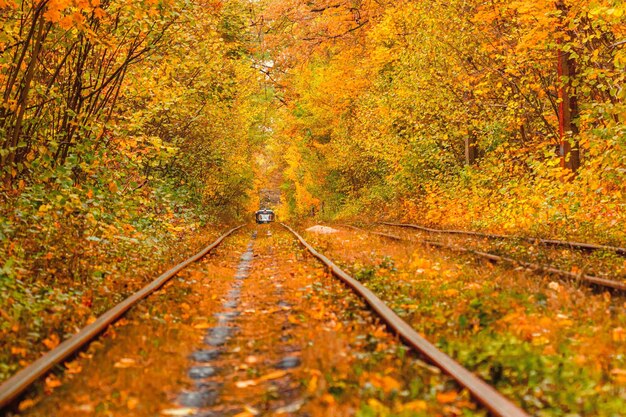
[
  {"x1": 1, "y1": 223, "x2": 530, "y2": 417},
  {"x1": 381, "y1": 221, "x2": 626, "y2": 256},
  {"x1": 347, "y1": 224, "x2": 626, "y2": 292}
]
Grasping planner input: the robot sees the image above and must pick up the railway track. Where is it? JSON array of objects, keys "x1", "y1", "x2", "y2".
[
  {"x1": 0, "y1": 224, "x2": 531, "y2": 416},
  {"x1": 360, "y1": 223, "x2": 626, "y2": 293},
  {"x1": 380, "y1": 221, "x2": 626, "y2": 256}
]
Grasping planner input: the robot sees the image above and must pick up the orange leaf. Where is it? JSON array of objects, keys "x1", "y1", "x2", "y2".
[
  {"x1": 18, "y1": 399, "x2": 37, "y2": 411},
  {"x1": 42, "y1": 334, "x2": 60, "y2": 350},
  {"x1": 259, "y1": 370, "x2": 287, "y2": 381},
  {"x1": 108, "y1": 181, "x2": 118, "y2": 193},
  {"x1": 127, "y1": 397, "x2": 139, "y2": 410},
  {"x1": 436, "y1": 391, "x2": 458, "y2": 404},
  {"x1": 379, "y1": 375, "x2": 401, "y2": 393},
  {"x1": 45, "y1": 374, "x2": 62, "y2": 391},
  {"x1": 65, "y1": 360, "x2": 83, "y2": 374}
]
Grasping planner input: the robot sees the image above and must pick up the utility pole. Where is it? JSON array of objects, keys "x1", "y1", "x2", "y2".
[{"x1": 556, "y1": 0, "x2": 580, "y2": 172}]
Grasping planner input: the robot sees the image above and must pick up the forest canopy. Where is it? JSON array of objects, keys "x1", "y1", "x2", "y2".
[{"x1": 0, "y1": 0, "x2": 625, "y2": 382}]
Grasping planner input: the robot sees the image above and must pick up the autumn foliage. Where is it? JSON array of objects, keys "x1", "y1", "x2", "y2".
[
  {"x1": 0, "y1": 0, "x2": 263, "y2": 379},
  {"x1": 1, "y1": 0, "x2": 625, "y2": 399},
  {"x1": 262, "y1": 0, "x2": 625, "y2": 243}
]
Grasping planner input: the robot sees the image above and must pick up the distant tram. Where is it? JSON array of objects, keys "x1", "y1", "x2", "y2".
[{"x1": 255, "y1": 208, "x2": 275, "y2": 224}]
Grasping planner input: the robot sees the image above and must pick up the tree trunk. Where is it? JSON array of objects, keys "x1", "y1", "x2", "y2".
[
  {"x1": 556, "y1": 0, "x2": 580, "y2": 172},
  {"x1": 465, "y1": 135, "x2": 477, "y2": 166}
]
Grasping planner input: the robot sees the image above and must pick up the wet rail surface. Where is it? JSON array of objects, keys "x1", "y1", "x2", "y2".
[{"x1": 3, "y1": 224, "x2": 523, "y2": 416}]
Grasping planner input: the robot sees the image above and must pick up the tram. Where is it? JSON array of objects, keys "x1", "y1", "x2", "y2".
[{"x1": 255, "y1": 208, "x2": 275, "y2": 224}]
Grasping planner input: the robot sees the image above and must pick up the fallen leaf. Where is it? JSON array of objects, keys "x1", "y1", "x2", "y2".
[
  {"x1": 245, "y1": 355, "x2": 259, "y2": 364},
  {"x1": 161, "y1": 408, "x2": 196, "y2": 416},
  {"x1": 379, "y1": 375, "x2": 401, "y2": 393},
  {"x1": 259, "y1": 370, "x2": 287, "y2": 381},
  {"x1": 436, "y1": 391, "x2": 458, "y2": 404},
  {"x1": 401, "y1": 400, "x2": 427, "y2": 411},
  {"x1": 114, "y1": 357, "x2": 137, "y2": 368},
  {"x1": 275, "y1": 400, "x2": 304, "y2": 413},
  {"x1": 18, "y1": 399, "x2": 37, "y2": 411},
  {"x1": 127, "y1": 397, "x2": 139, "y2": 410},
  {"x1": 45, "y1": 374, "x2": 62, "y2": 391},
  {"x1": 321, "y1": 393, "x2": 335, "y2": 405},
  {"x1": 443, "y1": 288, "x2": 459, "y2": 297},
  {"x1": 612, "y1": 327, "x2": 626, "y2": 342},
  {"x1": 235, "y1": 380, "x2": 256, "y2": 388},
  {"x1": 232, "y1": 412, "x2": 255, "y2": 417},
  {"x1": 611, "y1": 368, "x2": 626, "y2": 384},
  {"x1": 307, "y1": 375, "x2": 318, "y2": 394},
  {"x1": 65, "y1": 361, "x2": 82, "y2": 374},
  {"x1": 42, "y1": 334, "x2": 60, "y2": 350},
  {"x1": 11, "y1": 347, "x2": 27, "y2": 357},
  {"x1": 72, "y1": 404, "x2": 94, "y2": 412},
  {"x1": 244, "y1": 405, "x2": 260, "y2": 415}
]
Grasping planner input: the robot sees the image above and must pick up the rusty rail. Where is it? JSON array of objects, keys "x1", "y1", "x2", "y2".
[
  {"x1": 338, "y1": 224, "x2": 404, "y2": 240},
  {"x1": 380, "y1": 221, "x2": 626, "y2": 256},
  {"x1": 345, "y1": 224, "x2": 626, "y2": 292},
  {"x1": 0, "y1": 225, "x2": 244, "y2": 410},
  {"x1": 283, "y1": 223, "x2": 530, "y2": 417}
]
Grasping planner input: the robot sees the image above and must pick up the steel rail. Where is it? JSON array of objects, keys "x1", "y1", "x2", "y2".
[
  {"x1": 344, "y1": 224, "x2": 626, "y2": 292},
  {"x1": 0, "y1": 225, "x2": 244, "y2": 410},
  {"x1": 282, "y1": 223, "x2": 530, "y2": 417},
  {"x1": 339, "y1": 224, "x2": 404, "y2": 241},
  {"x1": 380, "y1": 221, "x2": 626, "y2": 256}
]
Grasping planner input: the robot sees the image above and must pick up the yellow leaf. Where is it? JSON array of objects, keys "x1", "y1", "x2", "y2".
[
  {"x1": 367, "y1": 398, "x2": 387, "y2": 412},
  {"x1": 401, "y1": 400, "x2": 427, "y2": 411},
  {"x1": 307, "y1": 375, "x2": 318, "y2": 394}
]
